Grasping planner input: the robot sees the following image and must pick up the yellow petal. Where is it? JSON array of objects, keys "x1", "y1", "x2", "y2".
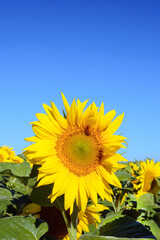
[
  {"x1": 77, "y1": 99, "x2": 88, "y2": 126},
  {"x1": 61, "y1": 92, "x2": 70, "y2": 114},
  {"x1": 77, "y1": 177, "x2": 88, "y2": 212},
  {"x1": 67, "y1": 98, "x2": 77, "y2": 126},
  {"x1": 98, "y1": 110, "x2": 116, "y2": 131},
  {"x1": 94, "y1": 172, "x2": 106, "y2": 200},
  {"x1": 37, "y1": 174, "x2": 55, "y2": 187},
  {"x1": 50, "y1": 102, "x2": 67, "y2": 129},
  {"x1": 32, "y1": 124, "x2": 58, "y2": 139},
  {"x1": 84, "y1": 174, "x2": 97, "y2": 206},
  {"x1": 106, "y1": 113, "x2": 124, "y2": 134},
  {"x1": 97, "y1": 165, "x2": 121, "y2": 188},
  {"x1": 64, "y1": 173, "x2": 79, "y2": 214},
  {"x1": 25, "y1": 136, "x2": 38, "y2": 142},
  {"x1": 51, "y1": 168, "x2": 69, "y2": 196}
]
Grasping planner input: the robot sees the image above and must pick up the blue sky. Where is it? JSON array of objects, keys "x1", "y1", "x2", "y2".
[{"x1": 0, "y1": 0, "x2": 160, "y2": 162}]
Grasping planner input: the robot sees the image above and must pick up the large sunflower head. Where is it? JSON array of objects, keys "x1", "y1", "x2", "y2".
[
  {"x1": 24, "y1": 93, "x2": 127, "y2": 213},
  {"x1": 135, "y1": 159, "x2": 160, "y2": 198}
]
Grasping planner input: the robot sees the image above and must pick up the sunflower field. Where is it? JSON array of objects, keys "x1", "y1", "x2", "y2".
[{"x1": 0, "y1": 95, "x2": 160, "y2": 240}]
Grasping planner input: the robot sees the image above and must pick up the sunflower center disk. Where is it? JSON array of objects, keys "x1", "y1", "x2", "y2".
[
  {"x1": 57, "y1": 129, "x2": 103, "y2": 176},
  {"x1": 65, "y1": 134, "x2": 98, "y2": 166}
]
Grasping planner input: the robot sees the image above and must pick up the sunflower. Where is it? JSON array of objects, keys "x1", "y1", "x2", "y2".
[
  {"x1": 129, "y1": 162, "x2": 141, "y2": 190},
  {"x1": 0, "y1": 148, "x2": 9, "y2": 162},
  {"x1": 12, "y1": 156, "x2": 24, "y2": 164},
  {"x1": 24, "y1": 93, "x2": 127, "y2": 213},
  {"x1": 129, "y1": 162, "x2": 139, "y2": 174},
  {"x1": 21, "y1": 203, "x2": 107, "y2": 240},
  {"x1": 21, "y1": 203, "x2": 41, "y2": 218},
  {"x1": 136, "y1": 159, "x2": 160, "y2": 198},
  {"x1": 0, "y1": 146, "x2": 23, "y2": 164},
  {"x1": 77, "y1": 204, "x2": 108, "y2": 239},
  {"x1": 1, "y1": 146, "x2": 16, "y2": 160}
]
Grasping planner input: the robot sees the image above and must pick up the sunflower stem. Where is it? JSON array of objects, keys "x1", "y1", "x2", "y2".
[
  {"x1": 112, "y1": 201, "x2": 117, "y2": 213},
  {"x1": 56, "y1": 198, "x2": 78, "y2": 240},
  {"x1": 69, "y1": 203, "x2": 78, "y2": 240}
]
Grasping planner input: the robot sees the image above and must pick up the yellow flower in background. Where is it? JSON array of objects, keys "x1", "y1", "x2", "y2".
[
  {"x1": 21, "y1": 203, "x2": 108, "y2": 240},
  {"x1": 77, "y1": 204, "x2": 108, "y2": 239},
  {"x1": 1, "y1": 146, "x2": 15, "y2": 160},
  {"x1": 136, "y1": 159, "x2": 160, "y2": 198},
  {"x1": 12, "y1": 156, "x2": 24, "y2": 164},
  {"x1": 0, "y1": 146, "x2": 24, "y2": 163},
  {"x1": 21, "y1": 203, "x2": 41, "y2": 218},
  {"x1": 129, "y1": 162, "x2": 139, "y2": 174},
  {"x1": 129, "y1": 161, "x2": 141, "y2": 190},
  {"x1": 24, "y1": 93, "x2": 127, "y2": 213},
  {"x1": 0, "y1": 148, "x2": 9, "y2": 162}
]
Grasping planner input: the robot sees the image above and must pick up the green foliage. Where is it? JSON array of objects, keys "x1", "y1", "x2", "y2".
[
  {"x1": 0, "y1": 159, "x2": 160, "y2": 239},
  {"x1": 0, "y1": 188, "x2": 12, "y2": 216},
  {"x1": 80, "y1": 236, "x2": 154, "y2": 240},
  {"x1": 30, "y1": 184, "x2": 54, "y2": 207},
  {"x1": 115, "y1": 171, "x2": 132, "y2": 182},
  {"x1": 137, "y1": 193, "x2": 160, "y2": 213},
  {"x1": 0, "y1": 216, "x2": 48, "y2": 240},
  {"x1": 0, "y1": 161, "x2": 31, "y2": 177},
  {"x1": 141, "y1": 220, "x2": 160, "y2": 240},
  {"x1": 99, "y1": 213, "x2": 155, "y2": 238}
]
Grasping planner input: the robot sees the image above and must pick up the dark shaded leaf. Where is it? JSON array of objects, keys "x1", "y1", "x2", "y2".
[
  {"x1": 99, "y1": 214, "x2": 155, "y2": 239},
  {"x1": 30, "y1": 184, "x2": 54, "y2": 207}
]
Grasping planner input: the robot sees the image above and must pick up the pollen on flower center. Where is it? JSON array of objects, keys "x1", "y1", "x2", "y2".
[{"x1": 56, "y1": 127, "x2": 103, "y2": 176}]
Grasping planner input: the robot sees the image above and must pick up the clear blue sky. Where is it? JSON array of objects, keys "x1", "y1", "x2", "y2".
[{"x1": 0, "y1": 0, "x2": 160, "y2": 162}]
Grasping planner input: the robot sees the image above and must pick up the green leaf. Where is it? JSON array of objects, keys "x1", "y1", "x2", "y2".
[
  {"x1": 115, "y1": 171, "x2": 132, "y2": 182},
  {"x1": 30, "y1": 184, "x2": 54, "y2": 207},
  {"x1": 26, "y1": 177, "x2": 37, "y2": 191},
  {"x1": 80, "y1": 235, "x2": 154, "y2": 240},
  {"x1": 137, "y1": 193, "x2": 160, "y2": 213},
  {"x1": 141, "y1": 220, "x2": 160, "y2": 240},
  {"x1": 155, "y1": 177, "x2": 160, "y2": 186},
  {"x1": 17, "y1": 154, "x2": 27, "y2": 160},
  {"x1": 69, "y1": 202, "x2": 78, "y2": 239},
  {"x1": 0, "y1": 188, "x2": 12, "y2": 201},
  {"x1": 0, "y1": 216, "x2": 48, "y2": 240},
  {"x1": 0, "y1": 161, "x2": 31, "y2": 177},
  {"x1": 0, "y1": 188, "x2": 12, "y2": 215},
  {"x1": 84, "y1": 224, "x2": 99, "y2": 236},
  {"x1": 101, "y1": 199, "x2": 113, "y2": 208},
  {"x1": 100, "y1": 213, "x2": 122, "y2": 226},
  {"x1": 99, "y1": 214, "x2": 155, "y2": 239},
  {"x1": 11, "y1": 180, "x2": 28, "y2": 195}
]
